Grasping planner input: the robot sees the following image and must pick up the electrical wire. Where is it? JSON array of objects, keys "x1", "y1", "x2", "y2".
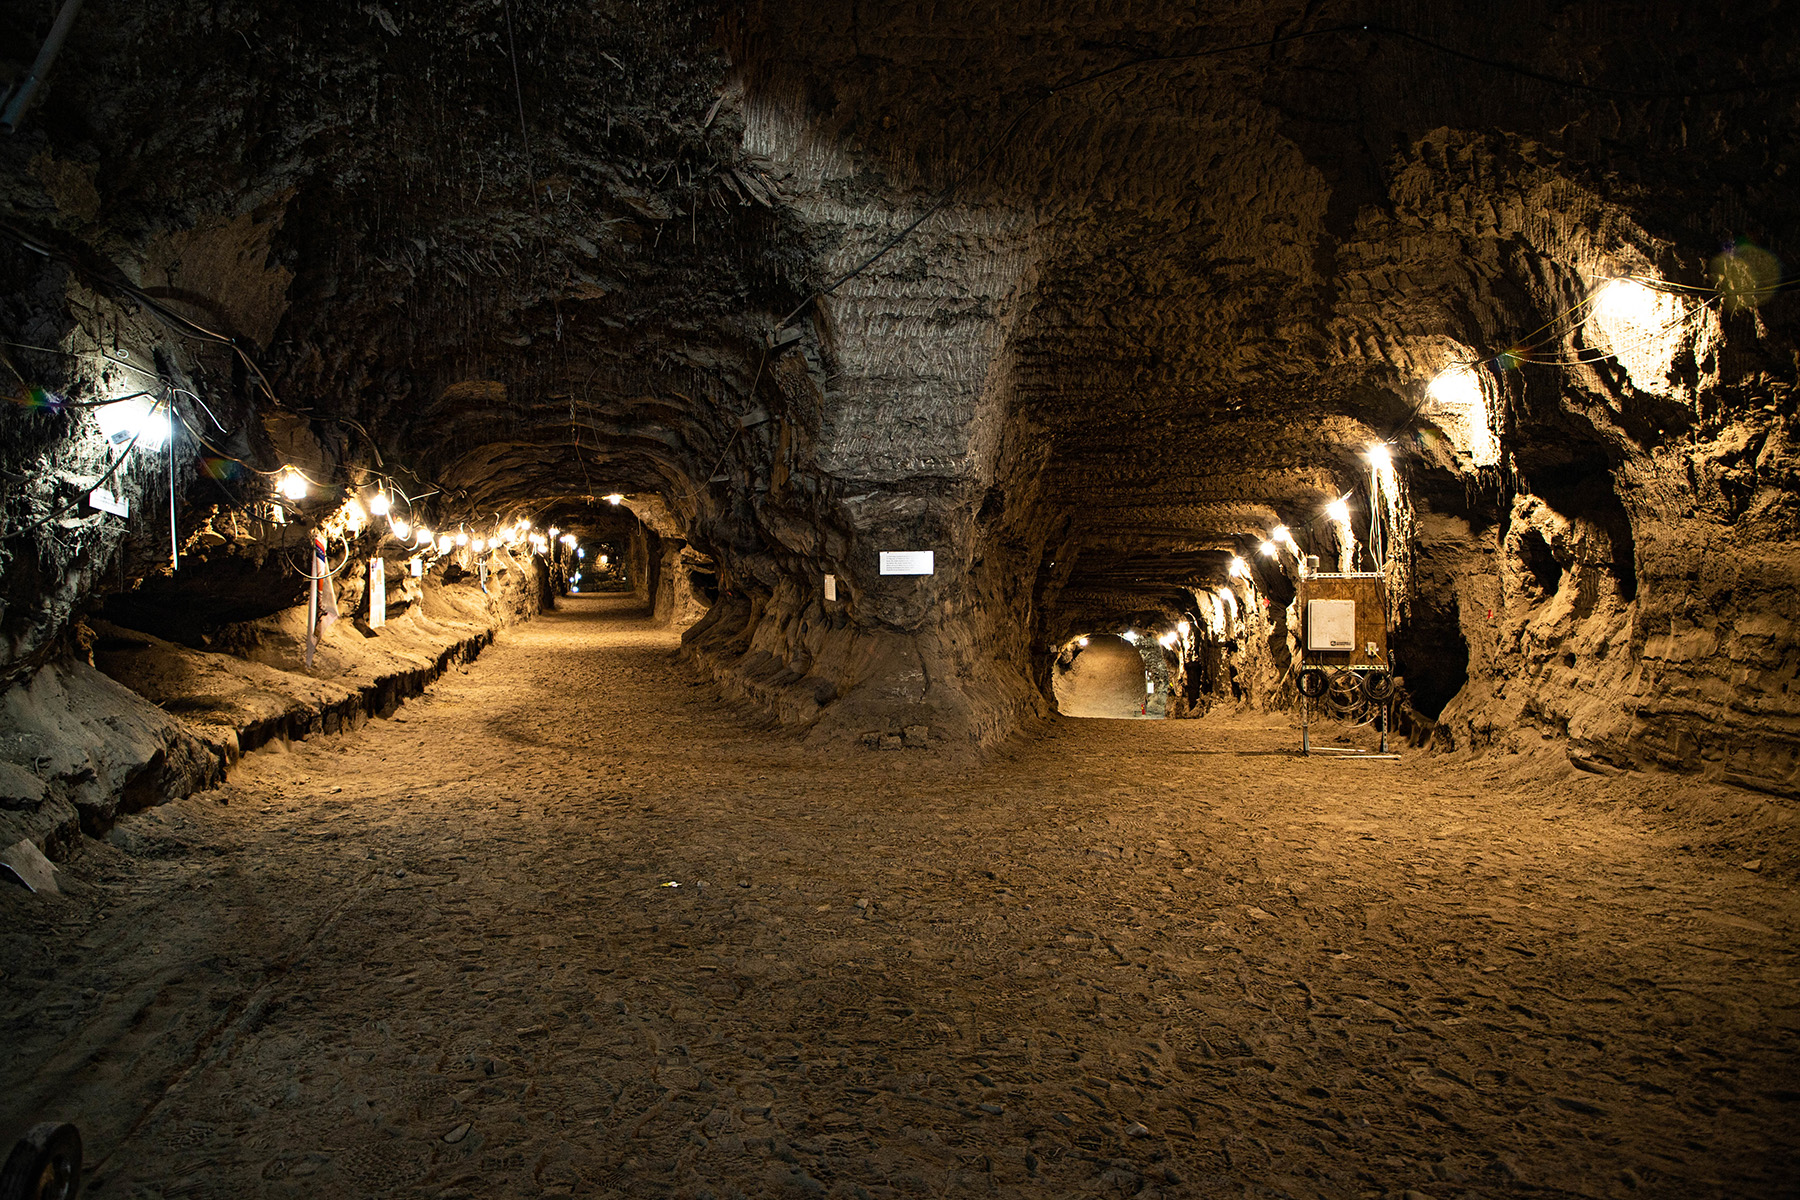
[{"x1": 0, "y1": 425, "x2": 144, "y2": 539}]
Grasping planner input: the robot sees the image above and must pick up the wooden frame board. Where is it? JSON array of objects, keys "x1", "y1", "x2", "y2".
[{"x1": 1298, "y1": 572, "x2": 1390, "y2": 672}]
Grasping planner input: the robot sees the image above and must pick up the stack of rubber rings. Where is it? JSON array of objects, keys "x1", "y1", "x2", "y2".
[{"x1": 1298, "y1": 668, "x2": 1394, "y2": 724}]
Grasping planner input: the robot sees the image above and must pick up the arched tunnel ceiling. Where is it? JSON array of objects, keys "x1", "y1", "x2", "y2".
[
  {"x1": 5, "y1": 0, "x2": 1794, "y2": 641},
  {"x1": 725, "y1": 0, "x2": 1795, "y2": 625}
]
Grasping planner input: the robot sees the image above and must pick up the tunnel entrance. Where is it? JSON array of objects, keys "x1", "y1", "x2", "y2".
[{"x1": 1052, "y1": 635, "x2": 1160, "y2": 719}]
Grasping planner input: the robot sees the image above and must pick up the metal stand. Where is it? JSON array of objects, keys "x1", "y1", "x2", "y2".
[
  {"x1": 1301, "y1": 695, "x2": 1310, "y2": 755},
  {"x1": 1378, "y1": 698, "x2": 1388, "y2": 753}
]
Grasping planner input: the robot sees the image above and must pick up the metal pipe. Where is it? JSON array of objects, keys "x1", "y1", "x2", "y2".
[{"x1": 2, "y1": 0, "x2": 88, "y2": 133}]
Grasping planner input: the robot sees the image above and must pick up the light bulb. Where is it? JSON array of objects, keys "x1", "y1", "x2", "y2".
[
  {"x1": 369, "y1": 490, "x2": 391, "y2": 516},
  {"x1": 1367, "y1": 443, "x2": 1391, "y2": 467},
  {"x1": 455, "y1": 529, "x2": 469, "y2": 546},
  {"x1": 561, "y1": 534, "x2": 576, "y2": 545},
  {"x1": 472, "y1": 537, "x2": 485, "y2": 552},
  {"x1": 1229, "y1": 555, "x2": 1248, "y2": 577},
  {"x1": 437, "y1": 534, "x2": 453, "y2": 553},
  {"x1": 1076, "y1": 636, "x2": 1089, "y2": 647},
  {"x1": 605, "y1": 493, "x2": 623, "y2": 506},
  {"x1": 416, "y1": 527, "x2": 432, "y2": 545},
  {"x1": 278, "y1": 469, "x2": 308, "y2": 500},
  {"x1": 1122, "y1": 630, "x2": 1139, "y2": 644},
  {"x1": 390, "y1": 517, "x2": 411, "y2": 541},
  {"x1": 1259, "y1": 540, "x2": 1277, "y2": 557},
  {"x1": 1176, "y1": 621, "x2": 1190, "y2": 637},
  {"x1": 1326, "y1": 498, "x2": 1350, "y2": 523},
  {"x1": 1158, "y1": 631, "x2": 1178, "y2": 649},
  {"x1": 94, "y1": 394, "x2": 169, "y2": 450},
  {"x1": 547, "y1": 526, "x2": 560, "y2": 537}
]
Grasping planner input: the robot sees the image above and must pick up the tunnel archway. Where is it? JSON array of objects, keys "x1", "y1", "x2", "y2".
[{"x1": 1052, "y1": 635, "x2": 1157, "y2": 719}]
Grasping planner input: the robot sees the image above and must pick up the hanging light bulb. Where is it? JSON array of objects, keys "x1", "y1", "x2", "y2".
[
  {"x1": 369, "y1": 490, "x2": 391, "y2": 516},
  {"x1": 1228, "y1": 555, "x2": 1248, "y2": 578},
  {"x1": 278, "y1": 469, "x2": 308, "y2": 500},
  {"x1": 1259, "y1": 540, "x2": 1277, "y2": 558},
  {"x1": 454, "y1": 528, "x2": 469, "y2": 546},
  {"x1": 1366, "y1": 443, "x2": 1391, "y2": 468},
  {"x1": 437, "y1": 534, "x2": 453, "y2": 553},
  {"x1": 1176, "y1": 620, "x2": 1190, "y2": 637},
  {"x1": 1325, "y1": 497, "x2": 1350, "y2": 523},
  {"x1": 472, "y1": 537, "x2": 485, "y2": 552},
  {"x1": 391, "y1": 517, "x2": 411, "y2": 541},
  {"x1": 415, "y1": 526, "x2": 432, "y2": 545},
  {"x1": 1075, "y1": 635, "x2": 1089, "y2": 648}
]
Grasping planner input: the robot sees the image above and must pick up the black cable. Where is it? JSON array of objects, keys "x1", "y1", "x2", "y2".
[{"x1": 1, "y1": 425, "x2": 143, "y2": 538}]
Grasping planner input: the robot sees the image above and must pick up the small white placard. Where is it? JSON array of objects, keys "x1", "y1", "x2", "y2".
[
  {"x1": 88, "y1": 487, "x2": 129, "y2": 517},
  {"x1": 408, "y1": 555, "x2": 423, "y2": 578},
  {"x1": 823, "y1": 573, "x2": 837, "y2": 601},
  {"x1": 1147, "y1": 679, "x2": 1156, "y2": 695},
  {"x1": 368, "y1": 558, "x2": 387, "y2": 628},
  {"x1": 878, "y1": 550, "x2": 935, "y2": 576}
]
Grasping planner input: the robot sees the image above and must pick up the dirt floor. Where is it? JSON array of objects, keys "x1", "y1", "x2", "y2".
[{"x1": 2, "y1": 595, "x2": 1796, "y2": 1199}]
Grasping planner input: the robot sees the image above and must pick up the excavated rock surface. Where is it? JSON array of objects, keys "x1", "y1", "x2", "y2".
[
  {"x1": 2, "y1": 2, "x2": 1797, "y2": 778},
  {"x1": 2, "y1": 598, "x2": 1794, "y2": 1198}
]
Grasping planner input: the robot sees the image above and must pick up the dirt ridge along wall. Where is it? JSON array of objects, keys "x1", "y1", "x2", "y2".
[{"x1": 0, "y1": 559, "x2": 544, "y2": 866}]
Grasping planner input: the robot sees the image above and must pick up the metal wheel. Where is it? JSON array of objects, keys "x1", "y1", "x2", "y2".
[{"x1": 1, "y1": 1123, "x2": 82, "y2": 1200}]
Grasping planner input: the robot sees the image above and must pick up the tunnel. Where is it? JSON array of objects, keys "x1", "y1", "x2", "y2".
[{"x1": 1, "y1": 1, "x2": 1797, "y2": 1195}]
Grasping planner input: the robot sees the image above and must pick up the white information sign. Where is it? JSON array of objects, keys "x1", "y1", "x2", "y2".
[
  {"x1": 368, "y1": 558, "x2": 387, "y2": 628},
  {"x1": 878, "y1": 550, "x2": 935, "y2": 576},
  {"x1": 409, "y1": 555, "x2": 423, "y2": 578},
  {"x1": 823, "y1": 572, "x2": 837, "y2": 601},
  {"x1": 88, "y1": 487, "x2": 129, "y2": 517}
]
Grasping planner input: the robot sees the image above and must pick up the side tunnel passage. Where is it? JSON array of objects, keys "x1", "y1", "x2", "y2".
[{"x1": 1052, "y1": 634, "x2": 1156, "y2": 719}]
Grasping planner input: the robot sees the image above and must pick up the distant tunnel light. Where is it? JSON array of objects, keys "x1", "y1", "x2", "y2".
[
  {"x1": 605, "y1": 493, "x2": 624, "y2": 506},
  {"x1": 1122, "y1": 630, "x2": 1139, "y2": 644},
  {"x1": 1076, "y1": 635, "x2": 1090, "y2": 647}
]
